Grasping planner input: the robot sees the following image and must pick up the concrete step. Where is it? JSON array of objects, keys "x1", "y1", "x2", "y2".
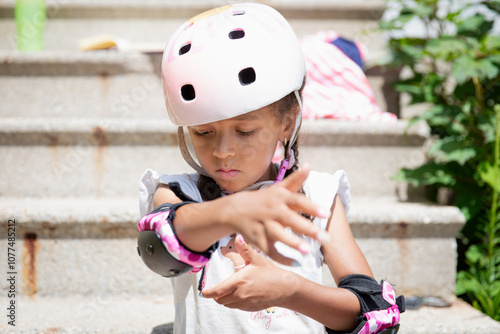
[
  {"x1": 0, "y1": 51, "x2": 164, "y2": 120},
  {"x1": 0, "y1": 295, "x2": 175, "y2": 334},
  {"x1": 0, "y1": 0, "x2": 399, "y2": 118},
  {"x1": 1, "y1": 296, "x2": 499, "y2": 334},
  {"x1": 0, "y1": 46, "x2": 398, "y2": 118},
  {"x1": 0, "y1": 0, "x2": 388, "y2": 61},
  {"x1": 0, "y1": 117, "x2": 428, "y2": 198},
  {"x1": 0, "y1": 196, "x2": 464, "y2": 302}
]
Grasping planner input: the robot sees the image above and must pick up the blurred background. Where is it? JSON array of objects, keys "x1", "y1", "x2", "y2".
[{"x1": 0, "y1": 0, "x2": 499, "y2": 333}]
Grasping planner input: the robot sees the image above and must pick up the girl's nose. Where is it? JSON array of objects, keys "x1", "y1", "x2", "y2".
[{"x1": 213, "y1": 133, "x2": 235, "y2": 159}]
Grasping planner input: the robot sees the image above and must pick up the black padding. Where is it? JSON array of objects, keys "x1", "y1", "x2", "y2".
[
  {"x1": 377, "y1": 324, "x2": 400, "y2": 334},
  {"x1": 137, "y1": 230, "x2": 193, "y2": 277},
  {"x1": 325, "y1": 274, "x2": 405, "y2": 334}
]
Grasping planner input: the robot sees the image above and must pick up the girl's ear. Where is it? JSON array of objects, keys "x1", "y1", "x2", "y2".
[{"x1": 281, "y1": 106, "x2": 299, "y2": 141}]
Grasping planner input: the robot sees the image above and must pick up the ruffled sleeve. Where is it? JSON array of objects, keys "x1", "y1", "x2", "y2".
[
  {"x1": 139, "y1": 169, "x2": 202, "y2": 217},
  {"x1": 304, "y1": 170, "x2": 351, "y2": 230}
]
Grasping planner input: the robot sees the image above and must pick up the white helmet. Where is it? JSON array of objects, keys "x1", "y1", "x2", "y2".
[
  {"x1": 161, "y1": 2, "x2": 305, "y2": 126},
  {"x1": 161, "y1": 3, "x2": 305, "y2": 176}
]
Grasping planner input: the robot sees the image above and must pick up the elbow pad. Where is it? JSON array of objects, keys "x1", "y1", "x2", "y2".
[
  {"x1": 137, "y1": 202, "x2": 217, "y2": 277},
  {"x1": 327, "y1": 274, "x2": 405, "y2": 334}
]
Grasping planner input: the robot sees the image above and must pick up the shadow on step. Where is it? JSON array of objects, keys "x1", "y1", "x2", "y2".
[{"x1": 152, "y1": 323, "x2": 173, "y2": 334}]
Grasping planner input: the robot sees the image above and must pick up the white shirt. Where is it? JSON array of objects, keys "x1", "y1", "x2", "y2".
[{"x1": 139, "y1": 169, "x2": 351, "y2": 334}]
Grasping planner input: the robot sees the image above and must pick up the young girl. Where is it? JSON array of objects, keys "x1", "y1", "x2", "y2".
[{"x1": 137, "y1": 3, "x2": 404, "y2": 334}]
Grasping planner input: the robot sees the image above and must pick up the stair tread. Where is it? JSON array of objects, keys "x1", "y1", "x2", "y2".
[
  {"x1": 0, "y1": 196, "x2": 465, "y2": 302},
  {"x1": 2, "y1": 295, "x2": 175, "y2": 333},
  {"x1": 0, "y1": 117, "x2": 428, "y2": 147},
  {"x1": 0, "y1": 195, "x2": 464, "y2": 226},
  {"x1": 3, "y1": 296, "x2": 499, "y2": 334},
  {"x1": 0, "y1": 0, "x2": 387, "y2": 13},
  {"x1": 0, "y1": 117, "x2": 423, "y2": 134}
]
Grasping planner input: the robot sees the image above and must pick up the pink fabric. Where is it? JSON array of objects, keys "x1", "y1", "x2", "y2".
[
  {"x1": 137, "y1": 211, "x2": 209, "y2": 273},
  {"x1": 300, "y1": 31, "x2": 397, "y2": 123},
  {"x1": 358, "y1": 281, "x2": 401, "y2": 334}
]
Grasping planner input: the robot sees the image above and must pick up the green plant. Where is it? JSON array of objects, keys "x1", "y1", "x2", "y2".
[
  {"x1": 378, "y1": 0, "x2": 500, "y2": 320},
  {"x1": 455, "y1": 107, "x2": 500, "y2": 320}
]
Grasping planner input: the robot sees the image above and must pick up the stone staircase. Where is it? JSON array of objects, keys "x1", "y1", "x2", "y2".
[{"x1": 1, "y1": 0, "x2": 499, "y2": 333}]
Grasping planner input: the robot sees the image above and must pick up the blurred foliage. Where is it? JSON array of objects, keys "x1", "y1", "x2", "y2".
[{"x1": 379, "y1": 0, "x2": 500, "y2": 320}]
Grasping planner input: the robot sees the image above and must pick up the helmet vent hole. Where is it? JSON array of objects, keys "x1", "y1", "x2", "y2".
[
  {"x1": 181, "y1": 84, "x2": 196, "y2": 101},
  {"x1": 179, "y1": 43, "x2": 191, "y2": 55},
  {"x1": 232, "y1": 10, "x2": 245, "y2": 16},
  {"x1": 229, "y1": 29, "x2": 245, "y2": 40},
  {"x1": 238, "y1": 68, "x2": 256, "y2": 86}
]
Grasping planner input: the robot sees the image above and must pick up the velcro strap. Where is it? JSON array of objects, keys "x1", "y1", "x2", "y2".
[
  {"x1": 137, "y1": 202, "x2": 217, "y2": 273},
  {"x1": 326, "y1": 274, "x2": 405, "y2": 334}
]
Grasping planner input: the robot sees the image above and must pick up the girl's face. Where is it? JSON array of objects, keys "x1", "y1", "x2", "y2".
[{"x1": 188, "y1": 105, "x2": 294, "y2": 193}]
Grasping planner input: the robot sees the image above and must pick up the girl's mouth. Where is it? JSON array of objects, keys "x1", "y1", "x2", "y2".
[{"x1": 216, "y1": 169, "x2": 240, "y2": 179}]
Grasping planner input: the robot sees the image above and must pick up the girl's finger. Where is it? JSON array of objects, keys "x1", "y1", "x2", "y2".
[
  {"x1": 279, "y1": 163, "x2": 310, "y2": 193},
  {"x1": 239, "y1": 224, "x2": 270, "y2": 255},
  {"x1": 266, "y1": 240, "x2": 302, "y2": 267},
  {"x1": 202, "y1": 279, "x2": 237, "y2": 299},
  {"x1": 265, "y1": 218, "x2": 317, "y2": 255},
  {"x1": 275, "y1": 209, "x2": 330, "y2": 245},
  {"x1": 285, "y1": 192, "x2": 329, "y2": 220}
]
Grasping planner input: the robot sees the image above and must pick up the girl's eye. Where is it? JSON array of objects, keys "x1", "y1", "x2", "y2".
[
  {"x1": 193, "y1": 130, "x2": 211, "y2": 137},
  {"x1": 237, "y1": 130, "x2": 255, "y2": 136}
]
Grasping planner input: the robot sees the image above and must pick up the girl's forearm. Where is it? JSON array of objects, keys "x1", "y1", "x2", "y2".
[
  {"x1": 173, "y1": 197, "x2": 235, "y2": 252},
  {"x1": 281, "y1": 272, "x2": 360, "y2": 331}
]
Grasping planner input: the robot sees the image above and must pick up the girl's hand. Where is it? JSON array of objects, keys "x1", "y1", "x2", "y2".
[
  {"x1": 222, "y1": 164, "x2": 329, "y2": 265},
  {"x1": 202, "y1": 234, "x2": 297, "y2": 311}
]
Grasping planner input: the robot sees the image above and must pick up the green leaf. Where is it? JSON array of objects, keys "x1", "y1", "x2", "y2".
[
  {"x1": 416, "y1": 105, "x2": 447, "y2": 124},
  {"x1": 450, "y1": 119, "x2": 467, "y2": 135},
  {"x1": 487, "y1": 54, "x2": 500, "y2": 65},
  {"x1": 398, "y1": 14, "x2": 418, "y2": 25},
  {"x1": 456, "y1": 271, "x2": 473, "y2": 295},
  {"x1": 452, "y1": 56, "x2": 499, "y2": 84},
  {"x1": 475, "y1": 59, "x2": 498, "y2": 80},
  {"x1": 426, "y1": 37, "x2": 469, "y2": 60},
  {"x1": 380, "y1": 15, "x2": 414, "y2": 30},
  {"x1": 478, "y1": 161, "x2": 500, "y2": 191},
  {"x1": 393, "y1": 163, "x2": 456, "y2": 187},
  {"x1": 394, "y1": 82, "x2": 423, "y2": 95},
  {"x1": 483, "y1": 0, "x2": 500, "y2": 13},
  {"x1": 418, "y1": 105, "x2": 468, "y2": 132},
  {"x1": 447, "y1": 2, "x2": 476, "y2": 22},
  {"x1": 413, "y1": 3, "x2": 435, "y2": 18},
  {"x1": 456, "y1": 191, "x2": 484, "y2": 221},
  {"x1": 457, "y1": 15, "x2": 494, "y2": 38},
  {"x1": 483, "y1": 35, "x2": 500, "y2": 52},
  {"x1": 478, "y1": 113, "x2": 496, "y2": 144},
  {"x1": 492, "y1": 281, "x2": 500, "y2": 296},
  {"x1": 387, "y1": 38, "x2": 427, "y2": 66},
  {"x1": 394, "y1": 74, "x2": 429, "y2": 104},
  {"x1": 466, "y1": 244, "x2": 486, "y2": 266},
  {"x1": 453, "y1": 56, "x2": 476, "y2": 83},
  {"x1": 401, "y1": 43, "x2": 426, "y2": 61},
  {"x1": 428, "y1": 136, "x2": 477, "y2": 165}
]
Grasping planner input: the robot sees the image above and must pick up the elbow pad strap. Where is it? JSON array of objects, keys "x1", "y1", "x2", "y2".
[
  {"x1": 327, "y1": 274, "x2": 405, "y2": 334},
  {"x1": 137, "y1": 202, "x2": 217, "y2": 277}
]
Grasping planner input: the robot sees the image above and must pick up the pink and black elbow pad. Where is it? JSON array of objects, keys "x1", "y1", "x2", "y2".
[
  {"x1": 326, "y1": 274, "x2": 405, "y2": 334},
  {"x1": 137, "y1": 202, "x2": 217, "y2": 277}
]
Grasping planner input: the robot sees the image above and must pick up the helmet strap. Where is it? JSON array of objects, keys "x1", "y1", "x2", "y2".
[
  {"x1": 177, "y1": 126, "x2": 210, "y2": 176},
  {"x1": 288, "y1": 90, "x2": 302, "y2": 151}
]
